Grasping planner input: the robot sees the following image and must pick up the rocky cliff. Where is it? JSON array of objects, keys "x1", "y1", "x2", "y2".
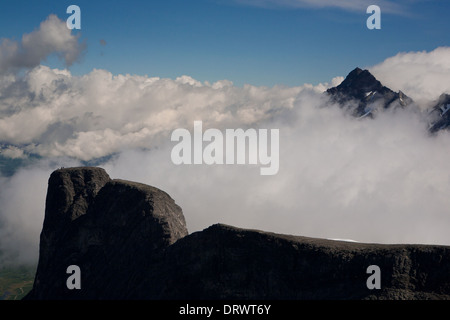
[
  {"x1": 25, "y1": 167, "x2": 450, "y2": 300},
  {"x1": 26, "y1": 167, "x2": 188, "y2": 299}
]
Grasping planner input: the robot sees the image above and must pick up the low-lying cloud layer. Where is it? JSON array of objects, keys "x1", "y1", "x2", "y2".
[
  {"x1": 0, "y1": 66, "x2": 312, "y2": 160},
  {"x1": 1, "y1": 17, "x2": 450, "y2": 266}
]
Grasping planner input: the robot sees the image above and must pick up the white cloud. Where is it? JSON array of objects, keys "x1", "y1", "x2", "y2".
[
  {"x1": 234, "y1": 0, "x2": 405, "y2": 14},
  {"x1": 0, "y1": 65, "x2": 312, "y2": 160},
  {"x1": 1, "y1": 17, "x2": 450, "y2": 266},
  {"x1": 369, "y1": 47, "x2": 450, "y2": 104},
  {"x1": 0, "y1": 14, "x2": 85, "y2": 74}
]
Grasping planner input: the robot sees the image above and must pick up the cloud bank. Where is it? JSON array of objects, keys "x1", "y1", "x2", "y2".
[
  {"x1": 1, "y1": 16, "x2": 450, "y2": 266},
  {"x1": 0, "y1": 65, "x2": 310, "y2": 160},
  {"x1": 2, "y1": 65, "x2": 450, "y2": 266},
  {"x1": 369, "y1": 47, "x2": 450, "y2": 103}
]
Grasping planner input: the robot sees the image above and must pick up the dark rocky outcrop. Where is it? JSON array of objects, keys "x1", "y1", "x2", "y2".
[
  {"x1": 33, "y1": 166, "x2": 111, "y2": 295},
  {"x1": 26, "y1": 167, "x2": 187, "y2": 299},
  {"x1": 157, "y1": 224, "x2": 450, "y2": 300},
  {"x1": 25, "y1": 167, "x2": 450, "y2": 300}
]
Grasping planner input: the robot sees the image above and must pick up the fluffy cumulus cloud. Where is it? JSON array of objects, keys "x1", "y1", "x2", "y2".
[
  {"x1": 0, "y1": 14, "x2": 85, "y2": 74},
  {"x1": 1, "y1": 17, "x2": 450, "y2": 266},
  {"x1": 369, "y1": 47, "x2": 450, "y2": 103},
  {"x1": 0, "y1": 65, "x2": 310, "y2": 160}
]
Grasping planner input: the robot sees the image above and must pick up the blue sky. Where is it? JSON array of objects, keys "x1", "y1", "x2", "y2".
[{"x1": 0, "y1": 0, "x2": 449, "y2": 86}]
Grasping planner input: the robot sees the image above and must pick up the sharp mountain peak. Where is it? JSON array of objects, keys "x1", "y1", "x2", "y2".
[{"x1": 326, "y1": 67, "x2": 412, "y2": 118}]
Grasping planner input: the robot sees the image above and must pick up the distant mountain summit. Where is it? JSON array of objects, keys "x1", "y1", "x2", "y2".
[
  {"x1": 428, "y1": 93, "x2": 450, "y2": 132},
  {"x1": 326, "y1": 68, "x2": 450, "y2": 134},
  {"x1": 327, "y1": 67, "x2": 412, "y2": 118}
]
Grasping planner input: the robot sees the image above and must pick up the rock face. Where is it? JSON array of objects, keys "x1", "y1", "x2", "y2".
[
  {"x1": 26, "y1": 167, "x2": 450, "y2": 300},
  {"x1": 26, "y1": 167, "x2": 188, "y2": 299},
  {"x1": 158, "y1": 224, "x2": 450, "y2": 300},
  {"x1": 36, "y1": 167, "x2": 111, "y2": 279}
]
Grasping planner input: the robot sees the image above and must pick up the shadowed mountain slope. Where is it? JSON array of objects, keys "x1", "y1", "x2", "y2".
[{"x1": 25, "y1": 167, "x2": 450, "y2": 300}]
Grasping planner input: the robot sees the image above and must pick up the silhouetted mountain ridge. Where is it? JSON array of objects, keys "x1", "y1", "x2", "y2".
[{"x1": 24, "y1": 167, "x2": 450, "y2": 300}]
